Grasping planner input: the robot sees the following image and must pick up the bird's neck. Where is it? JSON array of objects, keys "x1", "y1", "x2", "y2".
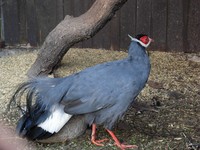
[{"x1": 128, "y1": 42, "x2": 148, "y2": 59}]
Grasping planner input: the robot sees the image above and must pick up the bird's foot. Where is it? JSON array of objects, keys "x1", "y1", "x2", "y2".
[
  {"x1": 91, "y1": 124, "x2": 109, "y2": 146},
  {"x1": 91, "y1": 138, "x2": 109, "y2": 146},
  {"x1": 106, "y1": 129, "x2": 137, "y2": 150},
  {"x1": 115, "y1": 143, "x2": 138, "y2": 150}
]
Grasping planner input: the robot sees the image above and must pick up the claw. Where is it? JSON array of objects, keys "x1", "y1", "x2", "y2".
[
  {"x1": 91, "y1": 138, "x2": 109, "y2": 146},
  {"x1": 91, "y1": 124, "x2": 108, "y2": 146},
  {"x1": 115, "y1": 143, "x2": 138, "y2": 150},
  {"x1": 107, "y1": 129, "x2": 138, "y2": 150}
]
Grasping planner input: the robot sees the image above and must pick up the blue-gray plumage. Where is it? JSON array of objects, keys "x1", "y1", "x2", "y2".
[
  {"x1": 10, "y1": 34, "x2": 153, "y2": 149},
  {"x1": 61, "y1": 41, "x2": 151, "y2": 129}
]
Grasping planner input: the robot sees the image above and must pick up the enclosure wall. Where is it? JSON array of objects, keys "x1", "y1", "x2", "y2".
[{"x1": 2, "y1": 0, "x2": 200, "y2": 52}]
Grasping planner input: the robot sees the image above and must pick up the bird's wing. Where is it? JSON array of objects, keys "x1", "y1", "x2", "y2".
[{"x1": 60, "y1": 59, "x2": 137, "y2": 115}]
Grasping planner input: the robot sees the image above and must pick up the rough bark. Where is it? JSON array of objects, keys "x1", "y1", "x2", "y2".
[{"x1": 27, "y1": 0, "x2": 128, "y2": 77}]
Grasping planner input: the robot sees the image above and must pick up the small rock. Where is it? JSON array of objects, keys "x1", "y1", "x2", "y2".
[
  {"x1": 168, "y1": 91, "x2": 185, "y2": 99},
  {"x1": 148, "y1": 80, "x2": 164, "y2": 89},
  {"x1": 188, "y1": 55, "x2": 200, "y2": 63},
  {"x1": 20, "y1": 43, "x2": 32, "y2": 49},
  {"x1": 174, "y1": 137, "x2": 182, "y2": 140}
]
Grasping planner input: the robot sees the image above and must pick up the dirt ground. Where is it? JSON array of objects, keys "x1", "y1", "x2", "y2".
[{"x1": 0, "y1": 48, "x2": 200, "y2": 150}]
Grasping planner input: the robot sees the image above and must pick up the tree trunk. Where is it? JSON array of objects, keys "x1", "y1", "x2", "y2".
[{"x1": 27, "y1": 0, "x2": 128, "y2": 77}]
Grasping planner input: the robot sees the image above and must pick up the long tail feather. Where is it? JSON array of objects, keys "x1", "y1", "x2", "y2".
[{"x1": 9, "y1": 77, "x2": 72, "y2": 140}]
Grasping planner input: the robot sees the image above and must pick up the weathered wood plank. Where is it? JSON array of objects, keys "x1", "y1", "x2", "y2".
[
  {"x1": 2, "y1": 0, "x2": 200, "y2": 52},
  {"x1": 35, "y1": 0, "x2": 57, "y2": 44},
  {"x1": 187, "y1": 0, "x2": 200, "y2": 52},
  {"x1": 136, "y1": 0, "x2": 151, "y2": 35},
  {"x1": 56, "y1": 0, "x2": 64, "y2": 23},
  {"x1": 167, "y1": 0, "x2": 184, "y2": 51},
  {"x1": 73, "y1": 0, "x2": 85, "y2": 17},
  {"x1": 92, "y1": 24, "x2": 108, "y2": 49},
  {"x1": 63, "y1": 0, "x2": 74, "y2": 16},
  {"x1": 101, "y1": 22, "x2": 111, "y2": 50},
  {"x1": 120, "y1": 0, "x2": 136, "y2": 50},
  {"x1": 2, "y1": 0, "x2": 20, "y2": 44},
  {"x1": 151, "y1": 0, "x2": 167, "y2": 50},
  {"x1": 110, "y1": 12, "x2": 120, "y2": 51},
  {"x1": 182, "y1": 0, "x2": 190, "y2": 52},
  {"x1": 26, "y1": 0, "x2": 38, "y2": 46},
  {"x1": 92, "y1": 0, "x2": 112, "y2": 50},
  {"x1": 18, "y1": 0, "x2": 27, "y2": 43},
  {"x1": 82, "y1": 0, "x2": 95, "y2": 48},
  {"x1": 73, "y1": 0, "x2": 85, "y2": 47}
]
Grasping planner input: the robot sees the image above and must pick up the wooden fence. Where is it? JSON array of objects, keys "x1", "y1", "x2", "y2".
[{"x1": 2, "y1": 0, "x2": 200, "y2": 52}]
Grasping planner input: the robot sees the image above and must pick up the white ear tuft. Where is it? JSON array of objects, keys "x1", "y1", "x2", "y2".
[{"x1": 128, "y1": 34, "x2": 134, "y2": 41}]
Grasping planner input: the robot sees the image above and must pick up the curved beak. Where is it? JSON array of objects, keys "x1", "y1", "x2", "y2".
[{"x1": 149, "y1": 38, "x2": 154, "y2": 42}]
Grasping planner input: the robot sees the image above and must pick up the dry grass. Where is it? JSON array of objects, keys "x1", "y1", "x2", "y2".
[{"x1": 0, "y1": 48, "x2": 199, "y2": 150}]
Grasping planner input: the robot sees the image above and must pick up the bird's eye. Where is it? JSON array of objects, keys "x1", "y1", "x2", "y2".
[{"x1": 140, "y1": 36, "x2": 149, "y2": 44}]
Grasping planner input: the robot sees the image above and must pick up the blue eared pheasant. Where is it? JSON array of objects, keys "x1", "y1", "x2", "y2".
[{"x1": 11, "y1": 34, "x2": 153, "y2": 149}]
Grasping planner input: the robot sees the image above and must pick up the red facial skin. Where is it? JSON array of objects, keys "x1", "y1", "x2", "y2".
[{"x1": 140, "y1": 36, "x2": 149, "y2": 44}]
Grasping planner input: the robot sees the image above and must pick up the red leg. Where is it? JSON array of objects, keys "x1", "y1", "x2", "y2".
[
  {"x1": 106, "y1": 129, "x2": 138, "y2": 150},
  {"x1": 91, "y1": 124, "x2": 108, "y2": 146}
]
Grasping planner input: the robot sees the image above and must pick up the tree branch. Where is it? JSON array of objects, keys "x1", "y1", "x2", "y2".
[{"x1": 27, "y1": 0, "x2": 128, "y2": 77}]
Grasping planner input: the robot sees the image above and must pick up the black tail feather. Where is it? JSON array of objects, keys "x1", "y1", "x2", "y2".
[
  {"x1": 26, "y1": 126, "x2": 52, "y2": 140},
  {"x1": 9, "y1": 77, "x2": 67, "y2": 140},
  {"x1": 16, "y1": 114, "x2": 30, "y2": 136},
  {"x1": 16, "y1": 114, "x2": 52, "y2": 140},
  {"x1": 8, "y1": 81, "x2": 34, "y2": 111}
]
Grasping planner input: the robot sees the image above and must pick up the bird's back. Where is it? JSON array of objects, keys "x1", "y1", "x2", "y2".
[{"x1": 61, "y1": 44, "x2": 150, "y2": 129}]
